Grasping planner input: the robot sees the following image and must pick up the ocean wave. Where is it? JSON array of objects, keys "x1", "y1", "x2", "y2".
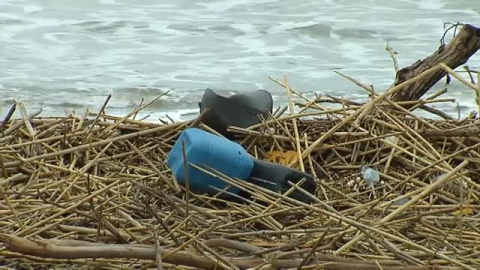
[{"x1": 0, "y1": 0, "x2": 479, "y2": 121}]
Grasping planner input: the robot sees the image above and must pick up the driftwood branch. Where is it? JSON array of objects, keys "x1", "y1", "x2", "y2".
[
  {"x1": 391, "y1": 24, "x2": 480, "y2": 101},
  {"x1": 0, "y1": 235, "x2": 459, "y2": 270}
]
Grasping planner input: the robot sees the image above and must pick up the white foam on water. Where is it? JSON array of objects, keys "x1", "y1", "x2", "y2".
[
  {"x1": 196, "y1": 0, "x2": 246, "y2": 13},
  {"x1": 23, "y1": 5, "x2": 43, "y2": 13},
  {"x1": 99, "y1": 0, "x2": 115, "y2": 4},
  {"x1": 417, "y1": 0, "x2": 445, "y2": 10}
]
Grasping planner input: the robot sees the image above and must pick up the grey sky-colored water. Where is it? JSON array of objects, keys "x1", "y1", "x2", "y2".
[{"x1": 0, "y1": 0, "x2": 479, "y2": 121}]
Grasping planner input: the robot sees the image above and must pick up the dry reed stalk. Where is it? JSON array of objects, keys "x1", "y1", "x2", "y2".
[
  {"x1": 16, "y1": 102, "x2": 36, "y2": 139},
  {"x1": 100, "y1": 92, "x2": 169, "y2": 137},
  {"x1": 1, "y1": 109, "x2": 42, "y2": 138},
  {"x1": 441, "y1": 63, "x2": 480, "y2": 92},
  {"x1": 269, "y1": 76, "x2": 323, "y2": 111},
  {"x1": 278, "y1": 75, "x2": 305, "y2": 171},
  {"x1": 82, "y1": 95, "x2": 111, "y2": 144},
  {"x1": 297, "y1": 97, "x2": 455, "y2": 109}
]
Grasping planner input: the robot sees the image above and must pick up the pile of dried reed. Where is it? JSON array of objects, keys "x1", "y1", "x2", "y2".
[{"x1": 0, "y1": 63, "x2": 480, "y2": 270}]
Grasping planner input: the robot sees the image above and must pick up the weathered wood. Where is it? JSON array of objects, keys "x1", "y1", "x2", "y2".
[
  {"x1": 391, "y1": 24, "x2": 480, "y2": 102},
  {"x1": 0, "y1": 235, "x2": 461, "y2": 270}
]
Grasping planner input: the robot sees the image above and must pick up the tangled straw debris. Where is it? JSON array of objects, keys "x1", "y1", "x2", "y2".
[{"x1": 0, "y1": 63, "x2": 480, "y2": 269}]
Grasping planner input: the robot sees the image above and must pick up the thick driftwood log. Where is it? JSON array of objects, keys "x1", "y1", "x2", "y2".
[
  {"x1": 391, "y1": 24, "x2": 480, "y2": 102},
  {"x1": 0, "y1": 235, "x2": 460, "y2": 270}
]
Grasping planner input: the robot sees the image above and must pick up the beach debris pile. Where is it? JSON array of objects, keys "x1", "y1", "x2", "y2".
[{"x1": 0, "y1": 63, "x2": 480, "y2": 270}]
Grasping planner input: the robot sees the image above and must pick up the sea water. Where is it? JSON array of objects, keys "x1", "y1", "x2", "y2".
[{"x1": 1, "y1": 0, "x2": 479, "y2": 121}]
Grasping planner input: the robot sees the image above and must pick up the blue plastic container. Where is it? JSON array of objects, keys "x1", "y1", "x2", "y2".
[{"x1": 167, "y1": 128, "x2": 254, "y2": 197}]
